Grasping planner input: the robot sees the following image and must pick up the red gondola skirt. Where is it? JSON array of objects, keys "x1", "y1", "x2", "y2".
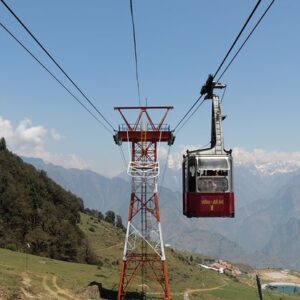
[{"x1": 183, "y1": 192, "x2": 234, "y2": 218}]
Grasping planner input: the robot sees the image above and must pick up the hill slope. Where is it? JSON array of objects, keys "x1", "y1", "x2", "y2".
[
  {"x1": 1, "y1": 213, "x2": 298, "y2": 300},
  {"x1": 0, "y1": 147, "x2": 88, "y2": 262}
]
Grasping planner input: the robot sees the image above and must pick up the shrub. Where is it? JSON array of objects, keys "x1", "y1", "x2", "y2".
[
  {"x1": 6, "y1": 243, "x2": 17, "y2": 251},
  {"x1": 97, "y1": 260, "x2": 103, "y2": 269},
  {"x1": 89, "y1": 226, "x2": 95, "y2": 232}
]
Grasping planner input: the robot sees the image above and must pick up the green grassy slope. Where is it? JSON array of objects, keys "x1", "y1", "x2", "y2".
[{"x1": 0, "y1": 213, "x2": 299, "y2": 299}]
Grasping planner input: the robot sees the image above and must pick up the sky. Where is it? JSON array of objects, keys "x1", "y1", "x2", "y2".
[{"x1": 0, "y1": 0, "x2": 300, "y2": 176}]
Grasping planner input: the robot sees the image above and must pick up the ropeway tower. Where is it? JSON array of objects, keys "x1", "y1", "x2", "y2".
[{"x1": 114, "y1": 106, "x2": 175, "y2": 300}]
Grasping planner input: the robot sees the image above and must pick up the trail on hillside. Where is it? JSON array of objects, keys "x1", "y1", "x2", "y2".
[
  {"x1": 52, "y1": 276, "x2": 75, "y2": 299},
  {"x1": 21, "y1": 272, "x2": 34, "y2": 299},
  {"x1": 183, "y1": 281, "x2": 227, "y2": 299},
  {"x1": 42, "y1": 275, "x2": 77, "y2": 300},
  {"x1": 96, "y1": 242, "x2": 123, "y2": 252},
  {"x1": 42, "y1": 276, "x2": 60, "y2": 299},
  {"x1": 183, "y1": 291, "x2": 189, "y2": 300},
  {"x1": 148, "y1": 280, "x2": 227, "y2": 299},
  {"x1": 0, "y1": 288, "x2": 9, "y2": 300}
]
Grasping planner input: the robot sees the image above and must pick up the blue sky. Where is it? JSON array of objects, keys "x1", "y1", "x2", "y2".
[{"x1": 0, "y1": 0, "x2": 299, "y2": 175}]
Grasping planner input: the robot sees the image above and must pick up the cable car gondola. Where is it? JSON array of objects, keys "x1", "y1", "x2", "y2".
[{"x1": 182, "y1": 75, "x2": 234, "y2": 218}]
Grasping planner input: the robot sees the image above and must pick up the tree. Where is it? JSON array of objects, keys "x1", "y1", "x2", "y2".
[
  {"x1": 115, "y1": 215, "x2": 124, "y2": 229},
  {"x1": 0, "y1": 137, "x2": 7, "y2": 151},
  {"x1": 84, "y1": 208, "x2": 104, "y2": 221},
  {"x1": 97, "y1": 211, "x2": 104, "y2": 221},
  {"x1": 104, "y1": 210, "x2": 115, "y2": 224},
  {"x1": 25, "y1": 228, "x2": 51, "y2": 254}
]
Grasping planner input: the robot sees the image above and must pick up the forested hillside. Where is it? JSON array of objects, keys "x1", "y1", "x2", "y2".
[{"x1": 0, "y1": 138, "x2": 90, "y2": 262}]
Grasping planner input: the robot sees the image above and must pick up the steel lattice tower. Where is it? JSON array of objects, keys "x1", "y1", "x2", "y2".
[{"x1": 114, "y1": 106, "x2": 174, "y2": 300}]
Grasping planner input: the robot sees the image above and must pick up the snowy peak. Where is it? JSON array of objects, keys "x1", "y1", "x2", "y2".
[
  {"x1": 238, "y1": 161, "x2": 300, "y2": 176},
  {"x1": 159, "y1": 146, "x2": 300, "y2": 176},
  {"x1": 234, "y1": 148, "x2": 300, "y2": 176}
]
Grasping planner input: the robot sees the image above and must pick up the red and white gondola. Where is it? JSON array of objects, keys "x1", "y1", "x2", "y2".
[{"x1": 182, "y1": 76, "x2": 234, "y2": 218}]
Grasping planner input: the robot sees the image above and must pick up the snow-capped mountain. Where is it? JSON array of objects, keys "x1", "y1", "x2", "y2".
[
  {"x1": 233, "y1": 147, "x2": 300, "y2": 176},
  {"x1": 158, "y1": 146, "x2": 300, "y2": 181},
  {"x1": 235, "y1": 160, "x2": 300, "y2": 176}
]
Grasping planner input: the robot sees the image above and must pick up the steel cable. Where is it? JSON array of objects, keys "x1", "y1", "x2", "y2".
[
  {"x1": 0, "y1": 22, "x2": 113, "y2": 134},
  {"x1": 216, "y1": 0, "x2": 276, "y2": 82},
  {"x1": 174, "y1": 0, "x2": 263, "y2": 133},
  {"x1": 118, "y1": 145, "x2": 128, "y2": 171},
  {"x1": 213, "y1": 0, "x2": 262, "y2": 79},
  {"x1": 175, "y1": 98, "x2": 206, "y2": 135},
  {"x1": 1, "y1": 0, "x2": 115, "y2": 132},
  {"x1": 158, "y1": 145, "x2": 172, "y2": 195},
  {"x1": 173, "y1": 95, "x2": 203, "y2": 132},
  {"x1": 129, "y1": 0, "x2": 142, "y2": 106}
]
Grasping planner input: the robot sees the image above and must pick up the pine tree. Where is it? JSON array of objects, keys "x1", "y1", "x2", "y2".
[
  {"x1": 0, "y1": 137, "x2": 7, "y2": 151},
  {"x1": 115, "y1": 215, "x2": 124, "y2": 229},
  {"x1": 105, "y1": 210, "x2": 115, "y2": 224}
]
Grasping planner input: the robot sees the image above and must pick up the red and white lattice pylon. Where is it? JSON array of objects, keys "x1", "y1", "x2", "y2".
[{"x1": 114, "y1": 106, "x2": 175, "y2": 300}]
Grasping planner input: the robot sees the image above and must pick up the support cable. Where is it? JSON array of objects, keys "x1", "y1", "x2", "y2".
[
  {"x1": 129, "y1": 0, "x2": 142, "y2": 106},
  {"x1": 158, "y1": 145, "x2": 171, "y2": 195},
  {"x1": 177, "y1": 0, "x2": 275, "y2": 130},
  {"x1": 174, "y1": 0, "x2": 267, "y2": 134},
  {"x1": 175, "y1": 98, "x2": 205, "y2": 135},
  {"x1": 216, "y1": 0, "x2": 276, "y2": 82},
  {"x1": 0, "y1": 22, "x2": 112, "y2": 134},
  {"x1": 0, "y1": 0, "x2": 115, "y2": 132},
  {"x1": 118, "y1": 145, "x2": 128, "y2": 170},
  {"x1": 173, "y1": 95, "x2": 203, "y2": 132},
  {"x1": 213, "y1": 0, "x2": 262, "y2": 79},
  {"x1": 220, "y1": 85, "x2": 227, "y2": 104}
]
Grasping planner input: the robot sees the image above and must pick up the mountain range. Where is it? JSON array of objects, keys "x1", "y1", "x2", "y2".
[{"x1": 23, "y1": 156, "x2": 300, "y2": 270}]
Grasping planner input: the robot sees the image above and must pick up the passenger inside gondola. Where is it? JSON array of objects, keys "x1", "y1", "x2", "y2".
[
  {"x1": 188, "y1": 164, "x2": 196, "y2": 192},
  {"x1": 197, "y1": 168, "x2": 228, "y2": 192}
]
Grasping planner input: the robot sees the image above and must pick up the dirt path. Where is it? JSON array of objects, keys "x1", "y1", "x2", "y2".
[
  {"x1": 42, "y1": 275, "x2": 77, "y2": 300},
  {"x1": 97, "y1": 242, "x2": 123, "y2": 252},
  {"x1": 148, "y1": 280, "x2": 227, "y2": 299},
  {"x1": 42, "y1": 276, "x2": 60, "y2": 299},
  {"x1": 21, "y1": 272, "x2": 35, "y2": 299},
  {"x1": 183, "y1": 291, "x2": 190, "y2": 300},
  {"x1": 182, "y1": 280, "x2": 227, "y2": 299},
  {"x1": 52, "y1": 276, "x2": 75, "y2": 300}
]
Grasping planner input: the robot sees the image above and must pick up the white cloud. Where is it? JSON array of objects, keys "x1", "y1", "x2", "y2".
[
  {"x1": 50, "y1": 129, "x2": 63, "y2": 141},
  {"x1": 2, "y1": 116, "x2": 298, "y2": 177},
  {"x1": 15, "y1": 118, "x2": 47, "y2": 147},
  {"x1": 0, "y1": 117, "x2": 13, "y2": 139},
  {"x1": 158, "y1": 144, "x2": 202, "y2": 170},
  {"x1": 0, "y1": 116, "x2": 88, "y2": 170}
]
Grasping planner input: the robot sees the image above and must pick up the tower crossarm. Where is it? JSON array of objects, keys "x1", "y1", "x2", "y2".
[{"x1": 113, "y1": 106, "x2": 175, "y2": 145}]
